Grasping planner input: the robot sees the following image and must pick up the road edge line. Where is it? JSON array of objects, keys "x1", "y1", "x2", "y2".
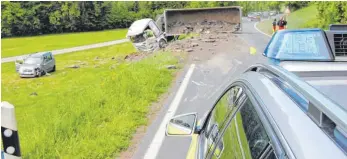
[
  {"x1": 254, "y1": 22, "x2": 272, "y2": 38},
  {"x1": 143, "y1": 64, "x2": 196, "y2": 159}
]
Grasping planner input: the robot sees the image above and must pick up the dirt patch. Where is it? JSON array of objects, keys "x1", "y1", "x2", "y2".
[
  {"x1": 165, "y1": 31, "x2": 239, "y2": 61},
  {"x1": 124, "y1": 52, "x2": 150, "y2": 62}
]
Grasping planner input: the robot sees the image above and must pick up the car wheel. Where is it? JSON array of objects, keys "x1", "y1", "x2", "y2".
[
  {"x1": 159, "y1": 39, "x2": 167, "y2": 48},
  {"x1": 35, "y1": 69, "x2": 41, "y2": 77},
  {"x1": 52, "y1": 65, "x2": 56, "y2": 72}
]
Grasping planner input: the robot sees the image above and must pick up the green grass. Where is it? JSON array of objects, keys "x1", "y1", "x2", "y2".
[
  {"x1": 256, "y1": 19, "x2": 273, "y2": 35},
  {"x1": 1, "y1": 43, "x2": 184, "y2": 158},
  {"x1": 1, "y1": 29, "x2": 128, "y2": 58},
  {"x1": 213, "y1": 110, "x2": 252, "y2": 159},
  {"x1": 257, "y1": 5, "x2": 319, "y2": 35},
  {"x1": 286, "y1": 5, "x2": 318, "y2": 29},
  {"x1": 178, "y1": 33, "x2": 200, "y2": 40}
]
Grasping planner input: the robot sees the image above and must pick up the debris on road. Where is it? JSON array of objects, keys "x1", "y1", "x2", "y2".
[
  {"x1": 30, "y1": 92, "x2": 38, "y2": 96},
  {"x1": 190, "y1": 43, "x2": 199, "y2": 47},
  {"x1": 193, "y1": 57, "x2": 200, "y2": 61},
  {"x1": 203, "y1": 39, "x2": 216, "y2": 43},
  {"x1": 94, "y1": 56, "x2": 100, "y2": 60},
  {"x1": 185, "y1": 49, "x2": 194, "y2": 52},
  {"x1": 111, "y1": 56, "x2": 115, "y2": 60}
]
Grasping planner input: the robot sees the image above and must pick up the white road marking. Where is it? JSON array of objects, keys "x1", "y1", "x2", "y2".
[
  {"x1": 189, "y1": 95, "x2": 198, "y2": 102},
  {"x1": 234, "y1": 59, "x2": 243, "y2": 65},
  {"x1": 234, "y1": 116, "x2": 246, "y2": 159},
  {"x1": 192, "y1": 80, "x2": 202, "y2": 86},
  {"x1": 253, "y1": 22, "x2": 272, "y2": 38},
  {"x1": 143, "y1": 64, "x2": 196, "y2": 159}
]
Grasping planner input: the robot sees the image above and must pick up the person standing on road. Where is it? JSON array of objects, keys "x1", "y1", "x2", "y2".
[
  {"x1": 272, "y1": 19, "x2": 277, "y2": 34},
  {"x1": 277, "y1": 16, "x2": 287, "y2": 30}
]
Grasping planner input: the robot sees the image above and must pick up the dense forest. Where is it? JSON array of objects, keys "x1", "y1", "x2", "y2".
[{"x1": 1, "y1": 1, "x2": 346, "y2": 38}]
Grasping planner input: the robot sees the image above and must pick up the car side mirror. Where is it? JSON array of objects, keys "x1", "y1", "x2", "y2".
[{"x1": 166, "y1": 113, "x2": 197, "y2": 136}]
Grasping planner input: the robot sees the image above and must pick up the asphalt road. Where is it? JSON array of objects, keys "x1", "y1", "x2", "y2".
[
  {"x1": 131, "y1": 19, "x2": 272, "y2": 159},
  {"x1": 1, "y1": 39, "x2": 129, "y2": 63}
]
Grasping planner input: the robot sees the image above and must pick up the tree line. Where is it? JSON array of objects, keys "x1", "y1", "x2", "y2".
[{"x1": 1, "y1": 1, "x2": 344, "y2": 38}]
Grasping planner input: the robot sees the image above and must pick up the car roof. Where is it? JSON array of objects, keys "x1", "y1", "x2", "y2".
[
  {"x1": 127, "y1": 18, "x2": 153, "y2": 36},
  {"x1": 279, "y1": 61, "x2": 347, "y2": 110},
  {"x1": 237, "y1": 67, "x2": 347, "y2": 159},
  {"x1": 28, "y1": 52, "x2": 51, "y2": 58}
]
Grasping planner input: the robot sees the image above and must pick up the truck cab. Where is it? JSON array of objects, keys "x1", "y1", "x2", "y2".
[{"x1": 126, "y1": 18, "x2": 167, "y2": 52}]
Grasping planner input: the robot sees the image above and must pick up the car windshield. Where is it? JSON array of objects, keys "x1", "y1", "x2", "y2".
[
  {"x1": 24, "y1": 57, "x2": 42, "y2": 64},
  {"x1": 130, "y1": 33, "x2": 146, "y2": 43}
]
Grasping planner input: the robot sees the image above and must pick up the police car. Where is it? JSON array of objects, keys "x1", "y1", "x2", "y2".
[{"x1": 165, "y1": 25, "x2": 347, "y2": 159}]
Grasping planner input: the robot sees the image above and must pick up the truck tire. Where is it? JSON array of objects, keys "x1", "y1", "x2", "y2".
[
  {"x1": 52, "y1": 65, "x2": 56, "y2": 72},
  {"x1": 159, "y1": 39, "x2": 167, "y2": 48}
]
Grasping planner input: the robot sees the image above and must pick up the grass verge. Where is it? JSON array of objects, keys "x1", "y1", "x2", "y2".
[
  {"x1": 256, "y1": 19, "x2": 273, "y2": 35},
  {"x1": 178, "y1": 33, "x2": 200, "y2": 40},
  {"x1": 256, "y1": 5, "x2": 319, "y2": 35},
  {"x1": 1, "y1": 43, "x2": 184, "y2": 158},
  {"x1": 1, "y1": 29, "x2": 128, "y2": 58},
  {"x1": 286, "y1": 5, "x2": 318, "y2": 29}
]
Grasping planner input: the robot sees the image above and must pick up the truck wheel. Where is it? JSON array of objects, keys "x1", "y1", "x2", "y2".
[
  {"x1": 52, "y1": 65, "x2": 56, "y2": 72},
  {"x1": 159, "y1": 39, "x2": 167, "y2": 48}
]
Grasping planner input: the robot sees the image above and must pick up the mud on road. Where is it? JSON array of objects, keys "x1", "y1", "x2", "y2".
[{"x1": 165, "y1": 30, "x2": 249, "y2": 63}]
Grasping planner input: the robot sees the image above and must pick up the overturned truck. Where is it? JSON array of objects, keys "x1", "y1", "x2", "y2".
[{"x1": 127, "y1": 6, "x2": 242, "y2": 52}]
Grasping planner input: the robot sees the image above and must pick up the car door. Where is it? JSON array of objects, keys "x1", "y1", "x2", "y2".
[
  {"x1": 208, "y1": 92, "x2": 281, "y2": 159},
  {"x1": 199, "y1": 85, "x2": 245, "y2": 158},
  {"x1": 47, "y1": 53, "x2": 54, "y2": 70},
  {"x1": 43, "y1": 53, "x2": 52, "y2": 72}
]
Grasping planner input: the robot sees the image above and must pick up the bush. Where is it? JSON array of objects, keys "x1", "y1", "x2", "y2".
[{"x1": 302, "y1": 19, "x2": 320, "y2": 28}]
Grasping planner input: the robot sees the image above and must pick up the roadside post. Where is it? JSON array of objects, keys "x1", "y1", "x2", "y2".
[{"x1": 1, "y1": 102, "x2": 21, "y2": 159}]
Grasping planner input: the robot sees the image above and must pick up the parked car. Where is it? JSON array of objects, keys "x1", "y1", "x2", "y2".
[
  {"x1": 15, "y1": 52, "x2": 56, "y2": 78},
  {"x1": 165, "y1": 28, "x2": 347, "y2": 159},
  {"x1": 247, "y1": 12, "x2": 261, "y2": 21},
  {"x1": 269, "y1": 11, "x2": 277, "y2": 16}
]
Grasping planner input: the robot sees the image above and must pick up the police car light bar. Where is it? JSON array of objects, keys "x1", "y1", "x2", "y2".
[{"x1": 263, "y1": 29, "x2": 334, "y2": 61}]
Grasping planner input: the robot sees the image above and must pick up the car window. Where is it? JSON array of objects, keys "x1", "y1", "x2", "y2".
[
  {"x1": 211, "y1": 99, "x2": 274, "y2": 159},
  {"x1": 24, "y1": 57, "x2": 41, "y2": 64},
  {"x1": 205, "y1": 86, "x2": 243, "y2": 157},
  {"x1": 148, "y1": 21, "x2": 160, "y2": 37},
  {"x1": 48, "y1": 54, "x2": 52, "y2": 60},
  {"x1": 43, "y1": 54, "x2": 52, "y2": 62}
]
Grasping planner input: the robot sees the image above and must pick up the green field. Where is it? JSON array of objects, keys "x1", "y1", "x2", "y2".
[
  {"x1": 257, "y1": 5, "x2": 319, "y2": 35},
  {"x1": 1, "y1": 29, "x2": 128, "y2": 58},
  {"x1": 1, "y1": 43, "x2": 184, "y2": 158}
]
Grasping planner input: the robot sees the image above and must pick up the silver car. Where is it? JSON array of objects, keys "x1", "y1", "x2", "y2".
[{"x1": 15, "y1": 52, "x2": 56, "y2": 78}]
